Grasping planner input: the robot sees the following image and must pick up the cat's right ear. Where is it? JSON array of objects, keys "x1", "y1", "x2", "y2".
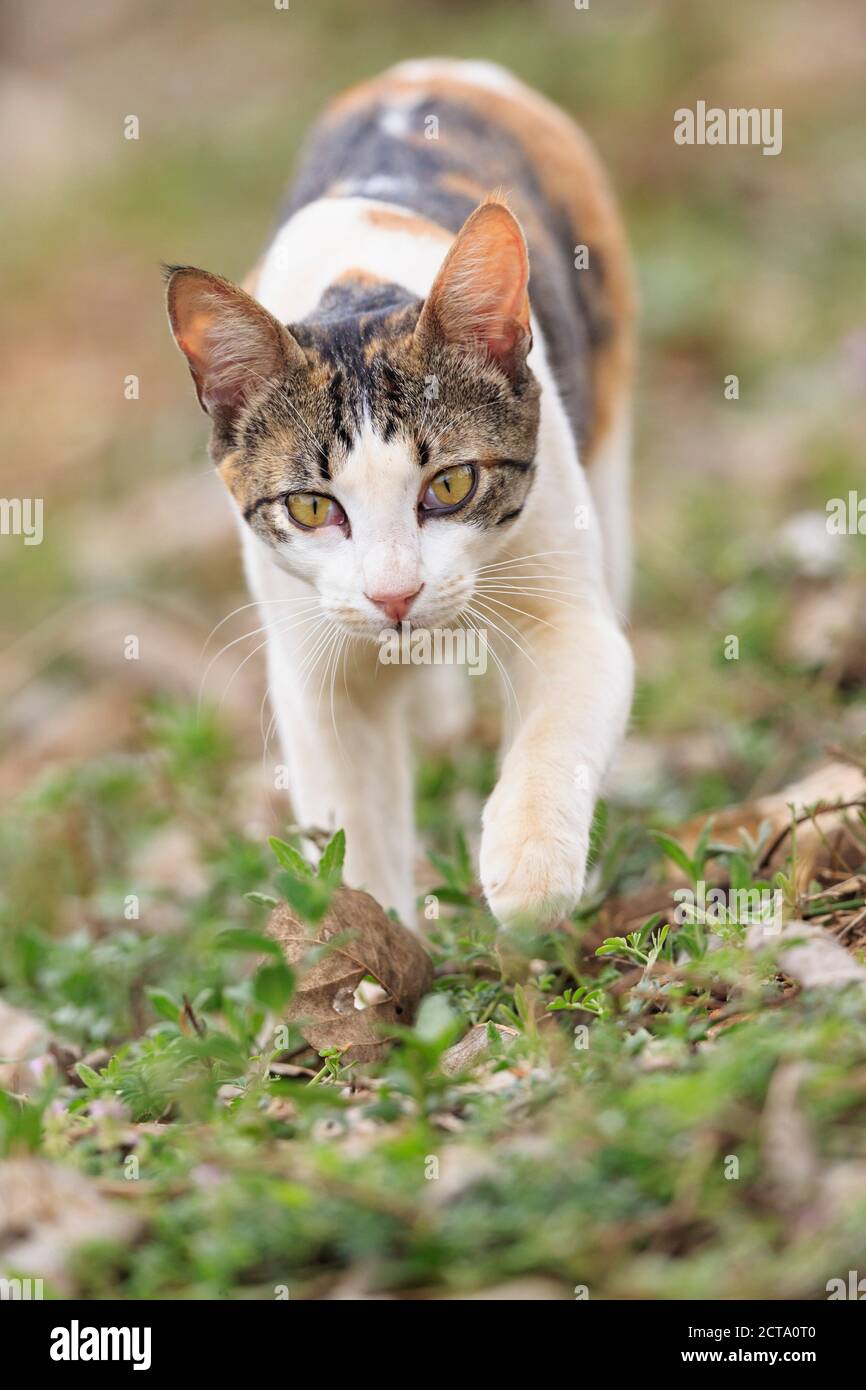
[
  {"x1": 414, "y1": 202, "x2": 532, "y2": 383},
  {"x1": 164, "y1": 266, "x2": 306, "y2": 431}
]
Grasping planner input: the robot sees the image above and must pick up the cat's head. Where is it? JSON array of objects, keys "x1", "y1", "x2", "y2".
[{"x1": 166, "y1": 201, "x2": 540, "y2": 638}]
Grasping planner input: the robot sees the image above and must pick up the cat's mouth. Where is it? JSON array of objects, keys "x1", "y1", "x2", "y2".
[{"x1": 325, "y1": 605, "x2": 467, "y2": 643}]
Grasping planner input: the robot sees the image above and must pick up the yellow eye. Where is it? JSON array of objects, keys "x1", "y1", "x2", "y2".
[
  {"x1": 423, "y1": 464, "x2": 476, "y2": 512},
  {"x1": 286, "y1": 493, "x2": 345, "y2": 530}
]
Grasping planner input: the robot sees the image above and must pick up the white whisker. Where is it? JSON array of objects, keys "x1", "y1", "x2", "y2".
[
  {"x1": 470, "y1": 592, "x2": 559, "y2": 635},
  {"x1": 215, "y1": 610, "x2": 321, "y2": 711},
  {"x1": 476, "y1": 573, "x2": 582, "y2": 587},
  {"x1": 198, "y1": 603, "x2": 320, "y2": 709},
  {"x1": 465, "y1": 602, "x2": 537, "y2": 669},
  {"x1": 474, "y1": 549, "x2": 584, "y2": 573},
  {"x1": 460, "y1": 610, "x2": 520, "y2": 723},
  {"x1": 200, "y1": 593, "x2": 319, "y2": 658},
  {"x1": 298, "y1": 620, "x2": 338, "y2": 700},
  {"x1": 477, "y1": 584, "x2": 590, "y2": 614}
]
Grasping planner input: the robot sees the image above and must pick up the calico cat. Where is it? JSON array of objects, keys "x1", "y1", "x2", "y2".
[{"x1": 166, "y1": 59, "x2": 635, "y2": 930}]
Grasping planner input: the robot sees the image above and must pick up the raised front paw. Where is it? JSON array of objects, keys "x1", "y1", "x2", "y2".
[{"x1": 479, "y1": 780, "x2": 591, "y2": 929}]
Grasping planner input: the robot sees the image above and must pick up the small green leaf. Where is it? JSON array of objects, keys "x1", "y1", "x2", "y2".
[
  {"x1": 728, "y1": 853, "x2": 752, "y2": 894},
  {"x1": 0, "y1": 1090, "x2": 43, "y2": 1153},
  {"x1": 268, "y1": 836, "x2": 313, "y2": 878},
  {"x1": 188, "y1": 1032, "x2": 248, "y2": 1068},
  {"x1": 245, "y1": 891, "x2": 279, "y2": 908},
  {"x1": 318, "y1": 828, "x2": 346, "y2": 883},
  {"x1": 425, "y1": 884, "x2": 473, "y2": 906},
  {"x1": 454, "y1": 830, "x2": 472, "y2": 886},
  {"x1": 254, "y1": 961, "x2": 296, "y2": 1012},
  {"x1": 216, "y1": 928, "x2": 281, "y2": 957},
  {"x1": 691, "y1": 817, "x2": 715, "y2": 876},
  {"x1": 641, "y1": 912, "x2": 664, "y2": 937},
  {"x1": 276, "y1": 872, "x2": 333, "y2": 921},
  {"x1": 413, "y1": 994, "x2": 461, "y2": 1049},
  {"x1": 76, "y1": 1062, "x2": 102, "y2": 1090},
  {"x1": 650, "y1": 830, "x2": 695, "y2": 879},
  {"x1": 145, "y1": 988, "x2": 181, "y2": 1023},
  {"x1": 595, "y1": 936, "x2": 629, "y2": 957}
]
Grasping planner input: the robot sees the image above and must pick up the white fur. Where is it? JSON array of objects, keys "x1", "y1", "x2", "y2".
[
  {"x1": 243, "y1": 118, "x2": 633, "y2": 929},
  {"x1": 388, "y1": 59, "x2": 524, "y2": 99},
  {"x1": 256, "y1": 198, "x2": 448, "y2": 322},
  {"x1": 586, "y1": 402, "x2": 632, "y2": 616}
]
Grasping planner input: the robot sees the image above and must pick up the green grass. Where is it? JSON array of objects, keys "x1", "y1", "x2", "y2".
[
  {"x1": 2, "y1": 0, "x2": 866, "y2": 1300},
  {"x1": 2, "y1": 698, "x2": 866, "y2": 1298}
]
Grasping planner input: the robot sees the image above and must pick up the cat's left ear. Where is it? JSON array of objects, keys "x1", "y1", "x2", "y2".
[
  {"x1": 165, "y1": 266, "x2": 306, "y2": 432},
  {"x1": 414, "y1": 201, "x2": 532, "y2": 381}
]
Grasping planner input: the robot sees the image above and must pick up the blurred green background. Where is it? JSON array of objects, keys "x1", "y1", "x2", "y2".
[{"x1": 1, "y1": 0, "x2": 864, "y2": 812}]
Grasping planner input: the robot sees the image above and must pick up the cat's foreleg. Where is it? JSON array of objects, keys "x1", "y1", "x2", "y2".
[
  {"x1": 267, "y1": 636, "x2": 417, "y2": 925},
  {"x1": 478, "y1": 592, "x2": 633, "y2": 928}
]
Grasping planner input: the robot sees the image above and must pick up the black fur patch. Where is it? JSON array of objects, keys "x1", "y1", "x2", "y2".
[{"x1": 279, "y1": 93, "x2": 604, "y2": 451}]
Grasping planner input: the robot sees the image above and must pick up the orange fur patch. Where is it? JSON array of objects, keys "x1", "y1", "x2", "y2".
[
  {"x1": 363, "y1": 206, "x2": 451, "y2": 240},
  {"x1": 334, "y1": 267, "x2": 386, "y2": 286}
]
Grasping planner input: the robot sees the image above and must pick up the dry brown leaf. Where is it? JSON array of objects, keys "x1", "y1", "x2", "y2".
[
  {"x1": 596, "y1": 760, "x2": 866, "y2": 946},
  {"x1": 761, "y1": 1061, "x2": 817, "y2": 1209},
  {"x1": 677, "y1": 760, "x2": 866, "y2": 873},
  {"x1": 0, "y1": 1158, "x2": 143, "y2": 1293},
  {"x1": 784, "y1": 578, "x2": 866, "y2": 687},
  {"x1": 0, "y1": 998, "x2": 50, "y2": 1096},
  {"x1": 748, "y1": 919, "x2": 866, "y2": 991},
  {"x1": 267, "y1": 887, "x2": 433, "y2": 1063},
  {"x1": 760, "y1": 1060, "x2": 866, "y2": 1236},
  {"x1": 440, "y1": 1023, "x2": 518, "y2": 1076}
]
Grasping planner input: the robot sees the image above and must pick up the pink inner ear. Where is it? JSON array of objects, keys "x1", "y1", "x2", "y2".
[
  {"x1": 176, "y1": 335, "x2": 200, "y2": 369},
  {"x1": 486, "y1": 319, "x2": 526, "y2": 365},
  {"x1": 176, "y1": 306, "x2": 220, "y2": 370},
  {"x1": 176, "y1": 319, "x2": 244, "y2": 411},
  {"x1": 171, "y1": 279, "x2": 282, "y2": 413},
  {"x1": 427, "y1": 204, "x2": 531, "y2": 372}
]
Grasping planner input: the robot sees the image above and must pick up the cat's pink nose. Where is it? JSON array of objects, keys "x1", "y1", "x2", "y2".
[{"x1": 366, "y1": 583, "x2": 424, "y2": 623}]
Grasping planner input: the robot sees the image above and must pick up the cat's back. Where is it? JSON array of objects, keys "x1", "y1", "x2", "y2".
[{"x1": 265, "y1": 59, "x2": 634, "y2": 463}]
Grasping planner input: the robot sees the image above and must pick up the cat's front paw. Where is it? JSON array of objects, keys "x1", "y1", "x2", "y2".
[{"x1": 479, "y1": 782, "x2": 591, "y2": 929}]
